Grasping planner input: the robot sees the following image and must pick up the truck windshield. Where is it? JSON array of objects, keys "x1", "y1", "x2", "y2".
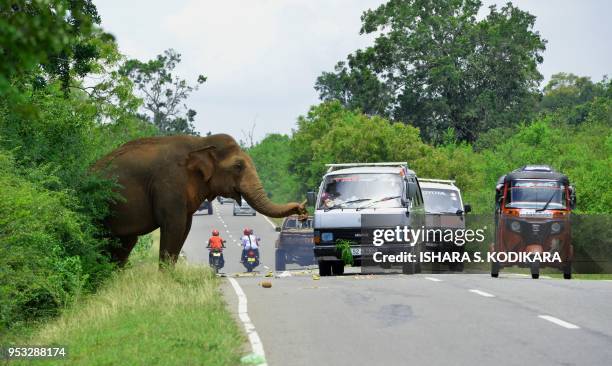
[
  {"x1": 422, "y1": 188, "x2": 462, "y2": 214},
  {"x1": 505, "y1": 179, "x2": 567, "y2": 209},
  {"x1": 318, "y1": 173, "x2": 403, "y2": 210}
]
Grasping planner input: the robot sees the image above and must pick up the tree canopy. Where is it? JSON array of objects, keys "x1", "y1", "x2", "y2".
[
  {"x1": 316, "y1": 0, "x2": 546, "y2": 143},
  {"x1": 120, "y1": 49, "x2": 206, "y2": 135}
]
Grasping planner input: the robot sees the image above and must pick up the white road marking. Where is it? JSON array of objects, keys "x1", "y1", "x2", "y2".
[
  {"x1": 263, "y1": 216, "x2": 277, "y2": 229},
  {"x1": 228, "y1": 278, "x2": 267, "y2": 364},
  {"x1": 469, "y1": 289, "x2": 496, "y2": 298},
  {"x1": 425, "y1": 277, "x2": 442, "y2": 282},
  {"x1": 538, "y1": 315, "x2": 580, "y2": 329},
  {"x1": 223, "y1": 224, "x2": 227, "y2": 227}
]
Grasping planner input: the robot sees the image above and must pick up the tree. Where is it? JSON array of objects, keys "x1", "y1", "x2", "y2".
[
  {"x1": 315, "y1": 0, "x2": 546, "y2": 143},
  {"x1": 120, "y1": 49, "x2": 206, "y2": 135},
  {"x1": 1, "y1": 0, "x2": 106, "y2": 98}
]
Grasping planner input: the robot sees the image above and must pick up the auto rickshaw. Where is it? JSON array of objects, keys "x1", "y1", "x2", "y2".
[{"x1": 492, "y1": 165, "x2": 576, "y2": 279}]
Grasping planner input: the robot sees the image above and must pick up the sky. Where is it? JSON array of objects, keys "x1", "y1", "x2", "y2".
[{"x1": 95, "y1": 0, "x2": 611, "y2": 142}]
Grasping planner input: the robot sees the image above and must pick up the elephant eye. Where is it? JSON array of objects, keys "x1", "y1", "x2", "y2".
[{"x1": 233, "y1": 161, "x2": 244, "y2": 172}]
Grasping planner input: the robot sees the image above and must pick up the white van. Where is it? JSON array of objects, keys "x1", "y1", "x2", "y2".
[
  {"x1": 308, "y1": 163, "x2": 425, "y2": 276},
  {"x1": 419, "y1": 179, "x2": 471, "y2": 271}
]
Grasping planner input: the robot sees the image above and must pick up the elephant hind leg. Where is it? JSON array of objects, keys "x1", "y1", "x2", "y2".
[{"x1": 111, "y1": 235, "x2": 139, "y2": 267}]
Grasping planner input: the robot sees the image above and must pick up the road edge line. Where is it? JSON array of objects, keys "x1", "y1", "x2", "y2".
[
  {"x1": 263, "y1": 215, "x2": 277, "y2": 229},
  {"x1": 227, "y1": 277, "x2": 267, "y2": 364}
]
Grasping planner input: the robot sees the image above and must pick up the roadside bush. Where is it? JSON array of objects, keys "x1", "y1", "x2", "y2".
[
  {"x1": 0, "y1": 151, "x2": 113, "y2": 337},
  {"x1": 0, "y1": 84, "x2": 158, "y2": 338}
]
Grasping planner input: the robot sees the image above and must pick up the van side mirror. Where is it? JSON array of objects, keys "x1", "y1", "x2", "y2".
[
  {"x1": 464, "y1": 204, "x2": 472, "y2": 213},
  {"x1": 275, "y1": 226, "x2": 281, "y2": 232},
  {"x1": 306, "y1": 191, "x2": 316, "y2": 206}
]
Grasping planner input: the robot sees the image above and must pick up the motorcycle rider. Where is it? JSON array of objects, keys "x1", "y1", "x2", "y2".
[
  {"x1": 207, "y1": 229, "x2": 226, "y2": 268},
  {"x1": 240, "y1": 228, "x2": 260, "y2": 262}
]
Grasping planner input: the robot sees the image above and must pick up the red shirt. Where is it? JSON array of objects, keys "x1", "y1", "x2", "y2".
[{"x1": 209, "y1": 236, "x2": 224, "y2": 250}]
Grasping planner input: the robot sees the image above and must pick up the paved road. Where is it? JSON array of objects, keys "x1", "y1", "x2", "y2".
[
  {"x1": 184, "y1": 202, "x2": 612, "y2": 366},
  {"x1": 183, "y1": 200, "x2": 280, "y2": 273}
]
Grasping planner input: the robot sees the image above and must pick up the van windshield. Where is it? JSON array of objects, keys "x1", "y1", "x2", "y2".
[
  {"x1": 422, "y1": 188, "x2": 462, "y2": 213},
  {"x1": 505, "y1": 180, "x2": 567, "y2": 209},
  {"x1": 318, "y1": 173, "x2": 403, "y2": 210}
]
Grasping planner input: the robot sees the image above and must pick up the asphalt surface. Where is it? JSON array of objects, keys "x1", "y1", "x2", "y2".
[{"x1": 184, "y1": 201, "x2": 612, "y2": 366}]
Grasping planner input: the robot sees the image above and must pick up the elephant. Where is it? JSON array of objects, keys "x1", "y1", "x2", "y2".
[{"x1": 93, "y1": 133, "x2": 307, "y2": 265}]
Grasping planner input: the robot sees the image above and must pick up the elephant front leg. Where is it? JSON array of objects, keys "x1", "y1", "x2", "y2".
[{"x1": 159, "y1": 215, "x2": 189, "y2": 265}]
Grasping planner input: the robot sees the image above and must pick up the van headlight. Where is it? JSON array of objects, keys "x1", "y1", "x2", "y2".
[
  {"x1": 551, "y1": 222, "x2": 562, "y2": 233},
  {"x1": 321, "y1": 232, "x2": 334, "y2": 242},
  {"x1": 510, "y1": 221, "x2": 521, "y2": 233}
]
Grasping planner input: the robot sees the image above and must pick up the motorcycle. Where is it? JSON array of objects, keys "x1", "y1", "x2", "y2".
[
  {"x1": 242, "y1": 248, "x2": 260, "y2": 272},
  {"x1": 209, "y1": 248, "x2": 225, "y2": 273}
]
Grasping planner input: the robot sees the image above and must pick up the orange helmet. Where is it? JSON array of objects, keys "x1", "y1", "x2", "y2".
[
  {"x1": 243, "y1": 228, "x2": 250, "y2": 235},
  {"x1": 212, "y1": 229, "x2": 219, "y2": 236}
]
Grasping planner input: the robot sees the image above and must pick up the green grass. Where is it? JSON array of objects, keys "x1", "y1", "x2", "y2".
[
  {"x1": 5, "y1": 230, "x2": 247, "y2": 365},
  {"x1": 12, "y1": 261, "x2": 244, "y2": 366}
]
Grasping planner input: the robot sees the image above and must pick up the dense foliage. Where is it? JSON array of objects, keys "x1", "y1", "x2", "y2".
[
  {"x1": 0, "y1": 1, "x2": 165, "y2": 337},
  {"x1": 251, "y1": 77, "x2": 611, "y2": 215}
]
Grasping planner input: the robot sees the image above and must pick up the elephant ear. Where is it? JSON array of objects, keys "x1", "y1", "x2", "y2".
[{"x1": 186, "y1": 146, "x2": 216, "y2": 182}]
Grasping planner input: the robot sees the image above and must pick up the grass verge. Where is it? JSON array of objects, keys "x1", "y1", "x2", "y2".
[{"x1": 12, "y1": 262, "x2": 244, "y2": 366}]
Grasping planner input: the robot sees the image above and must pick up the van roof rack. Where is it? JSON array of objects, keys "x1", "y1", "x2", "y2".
[
  {"x1": 419, "y1": 178, "x2": 456, "y2": 185},
  {"x1": 325, "y1": 162, "x2": 408, "y2": 173}
]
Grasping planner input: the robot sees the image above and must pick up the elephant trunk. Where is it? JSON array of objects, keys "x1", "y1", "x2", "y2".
[{"x1": 240, "y1": 168, "x2": 302, "y2": 218}]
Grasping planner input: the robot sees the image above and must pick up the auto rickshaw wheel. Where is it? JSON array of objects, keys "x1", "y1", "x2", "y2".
[
  {"x1": 491, "y1": 261, "x2": 499, "y2": 278},
  {"x1": 563, "y1": 262, "x2": 572, "y2": 280},
  {"x1": 530, "y1": 261, "x2": 540, "y2": 279}
]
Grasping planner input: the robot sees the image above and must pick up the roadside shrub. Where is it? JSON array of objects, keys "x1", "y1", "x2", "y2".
[{"x1": 0, "y1": 151, "x2": 113, "y2": 336}]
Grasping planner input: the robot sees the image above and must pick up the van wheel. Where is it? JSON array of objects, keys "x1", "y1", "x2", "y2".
[
  {"x1": 332, "y1": 261, "x2": 345, "y2": 275},
  {"x1": 491, "y1": 262, "x2": 499, "y2": 278},
  {"x1": 450, "y1": 262, "x2": 464, "y2": 272},
  {"x1": 530, "y1": 261, "x2": 540, "y2": 279},
  {"x1": 318, "y1": 261, "x2": 332, "y2": 276},
  {"x1": 402, "y1": 262, "x2": 416, "y2": 275},
  {"x1": 275, "y1": 249, "x2": 286, "y2": 271}
]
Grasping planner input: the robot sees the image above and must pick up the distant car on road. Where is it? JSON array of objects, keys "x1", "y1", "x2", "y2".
[
  {"x1": 233, "y1": 199, "x2": 256, "y2": 216},
  {"x1": 195, "y1": 199, "x2": 213, "y2": 215},
  {"x1": 275, "y1": 215, "x2": 314, "y2": 271},
  {"x1": 217, "y1": 196, "x2": 234, "y2": 204}
]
